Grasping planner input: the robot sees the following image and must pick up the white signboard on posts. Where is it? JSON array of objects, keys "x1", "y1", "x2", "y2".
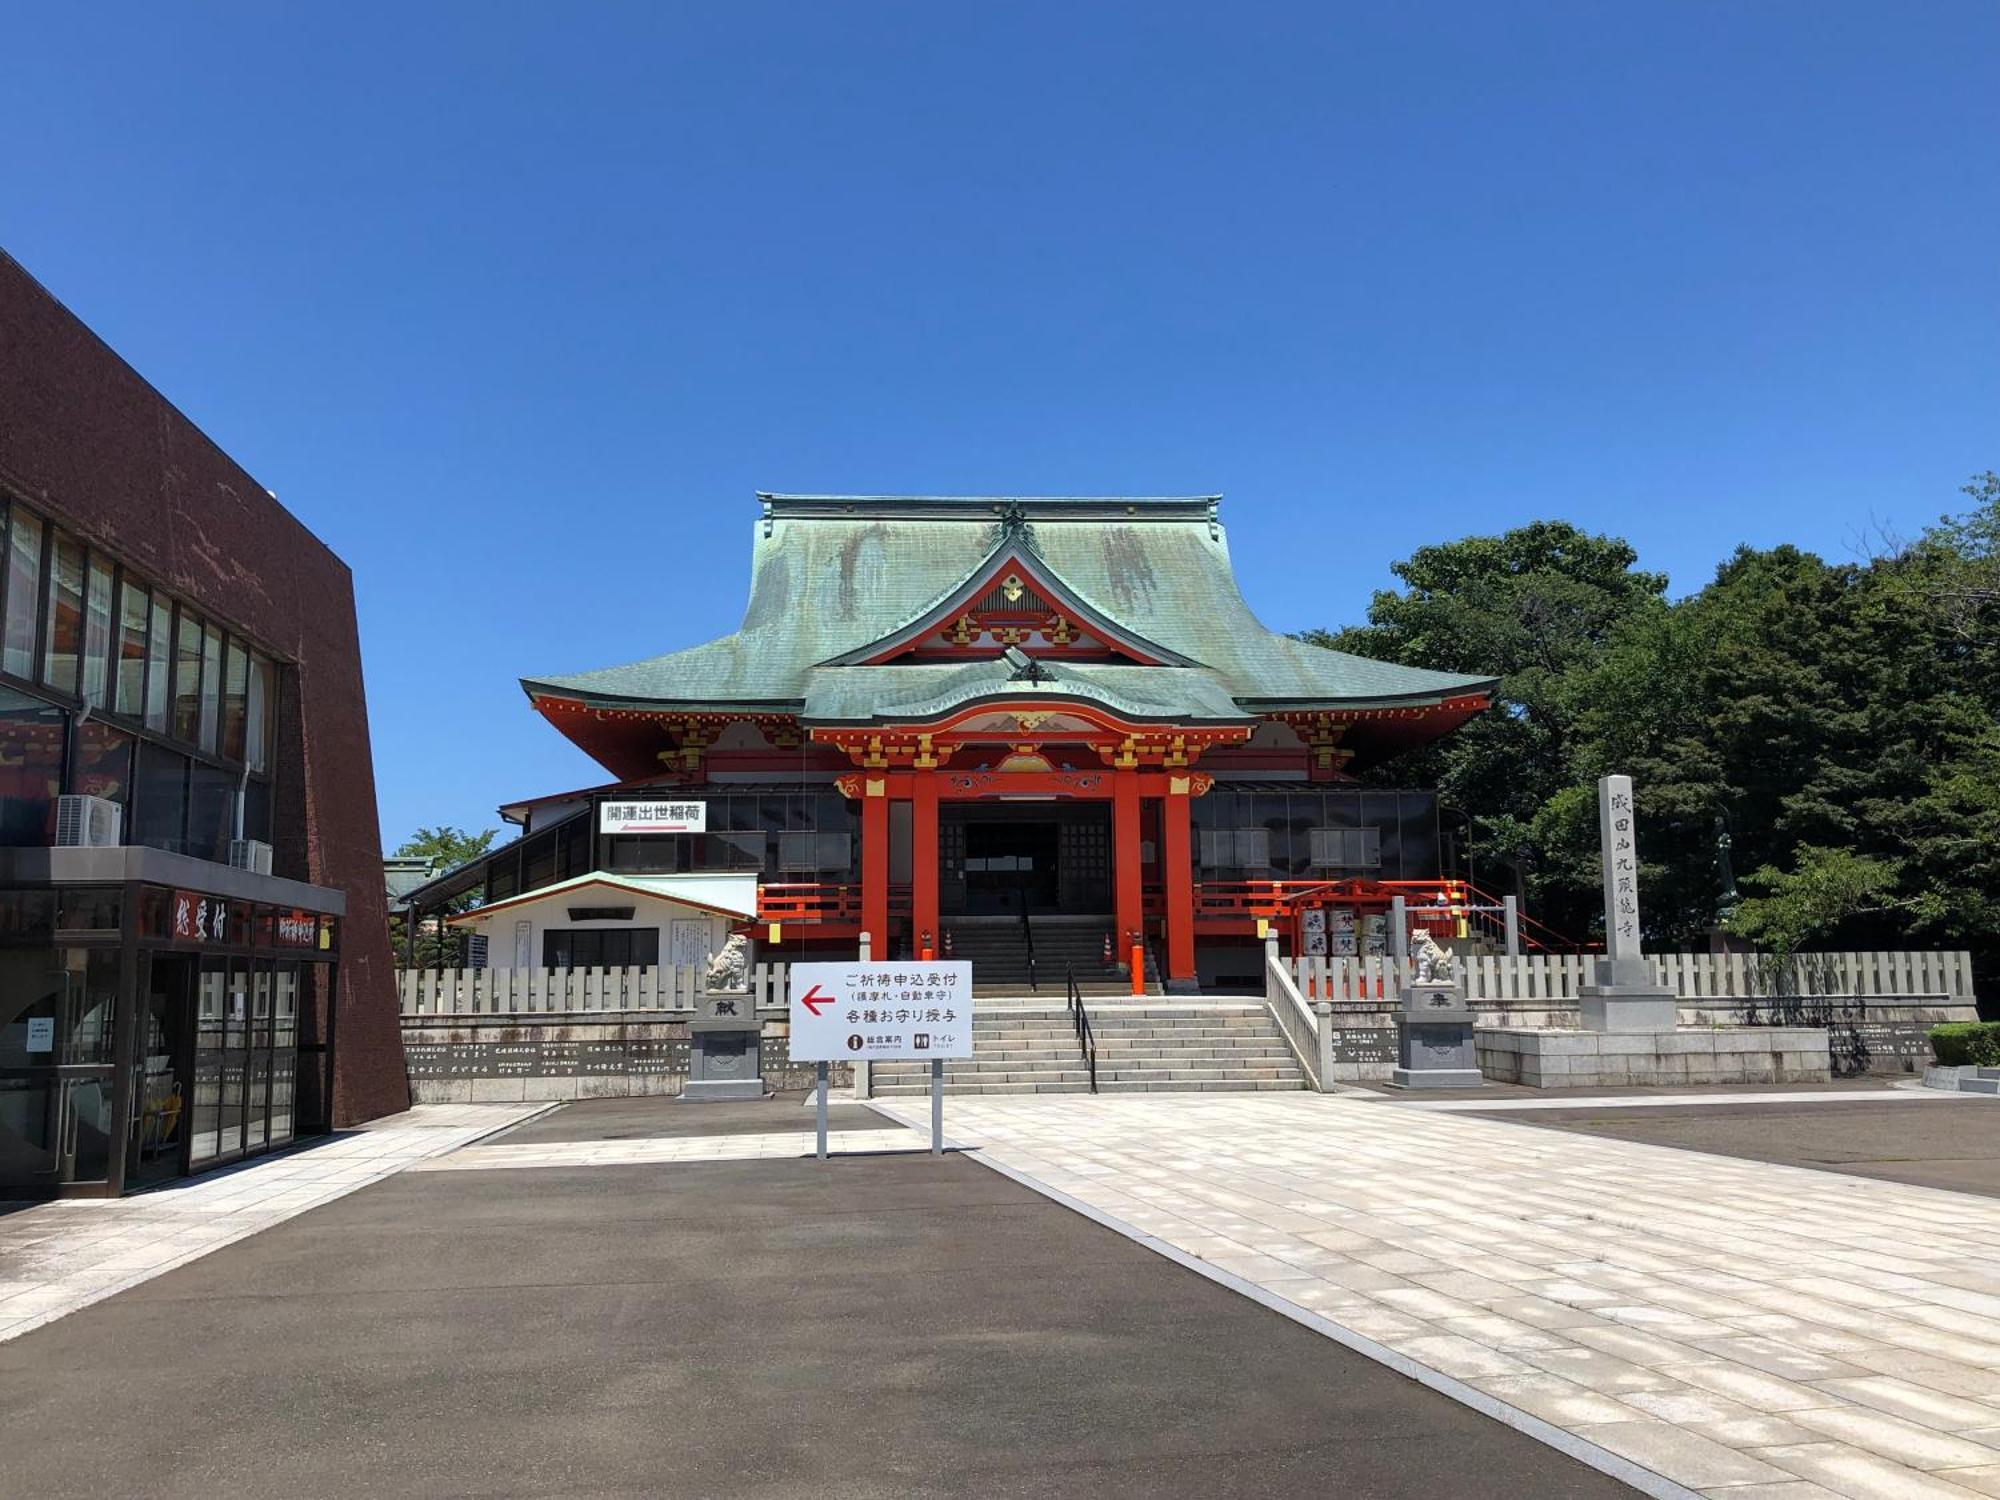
[
  {"x1": 599, "y1": 799, "x2": 706, "y2": 834},
  {"x1": 787, "y1": 961, "x2": 973, "y2": 1062}
]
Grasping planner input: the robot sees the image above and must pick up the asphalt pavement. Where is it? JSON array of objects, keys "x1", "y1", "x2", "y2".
[
  {"x1": 1466, "y1": 1090, "x2": 2000, "y2": 1197},
  {"x1": 494, "y1": 1090, "x2": 906, "y2": 1143}
]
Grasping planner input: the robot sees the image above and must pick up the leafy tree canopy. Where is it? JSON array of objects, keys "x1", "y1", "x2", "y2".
[
  {"x1": 394, "y1": 825, "x2": 497, "y2": 882},
  {"x1": 1302, "y1": 479, "x2": 2000, "y2": 999},
  {"x1": 390, "y1": 824, "x2": 497, "y2": 967}
]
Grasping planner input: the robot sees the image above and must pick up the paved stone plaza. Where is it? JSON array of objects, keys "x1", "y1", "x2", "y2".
[{"x1": 877, "y1": 1091, "x2": 2000, "y2": 1499}]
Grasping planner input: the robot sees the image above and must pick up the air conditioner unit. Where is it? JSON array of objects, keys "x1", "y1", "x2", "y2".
[
  {"x1": 54, "y1": 794, "x2": 122, "y2": 849},
  {"x1": 228, "y1": 838, "x2": 274, "y2": 875}
]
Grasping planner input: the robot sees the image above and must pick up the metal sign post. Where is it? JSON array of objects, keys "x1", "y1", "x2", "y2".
[
  {"x1": 931, "y1": 1058, "x2": 944, "y2": 1154},
  {"x1": 787, "y1": 960, "x2": 972, "y2": 1160},
  {"x1": 815, "y1": 1061, "x2": 829, "y2": 1160}
]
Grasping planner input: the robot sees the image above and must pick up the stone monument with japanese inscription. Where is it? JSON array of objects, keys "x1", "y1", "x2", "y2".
[
  {"x1": 1474, "y1": 773, "x2": 1831, "y2": 1087},
  {"x1": 1578, "y1": 774, "x2": 1678, "y2": 1032}
]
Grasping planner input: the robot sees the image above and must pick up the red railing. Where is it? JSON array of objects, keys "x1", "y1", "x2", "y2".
[
  {"x1": 754, "y1": 883, "x2": 908, "y2": 928},
  {"x1": 757, "y1": 883, "x2": 861, "y2": 923},
  {"x1": 756, "y1": 876, "x2": 1589, "y2": 952}
]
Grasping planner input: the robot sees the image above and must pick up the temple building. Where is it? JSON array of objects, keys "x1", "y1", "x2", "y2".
[{"x1": 416, "y1": 496, "x2": 1496, "y2": 990}]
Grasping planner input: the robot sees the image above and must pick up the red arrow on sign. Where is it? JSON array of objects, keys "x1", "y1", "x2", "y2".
[{"x1": 799, "y1": 984, "x2": 833, "y2": 1017}]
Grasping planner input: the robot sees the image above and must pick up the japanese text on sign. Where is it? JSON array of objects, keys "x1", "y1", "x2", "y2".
[
  {"x1": 788, "y1": 962, "x2": 973, "y2": 1061},
  {"x1": 598, "y1": 800, "x2": 707, "y2": 834},
  {"x1": 1597, "y1": 774, "x2": 1643, "y2": 958},
  {"x1": 171, "y1": 890, "x2": 232, "y2": 945}
]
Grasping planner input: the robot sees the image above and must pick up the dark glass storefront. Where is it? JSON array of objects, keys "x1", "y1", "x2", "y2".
[{"x1": 0, "y1": 872, "x2": 342, "y2": 1198}]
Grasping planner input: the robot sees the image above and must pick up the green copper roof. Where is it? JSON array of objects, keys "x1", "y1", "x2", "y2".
[{"x1": 524, "y1": 496, "x2": 1494, "y2": 716}]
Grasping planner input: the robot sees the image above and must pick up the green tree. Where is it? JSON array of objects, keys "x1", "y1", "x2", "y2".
[
  {"x1": 1300, "y1": 521, "x2": 1667, "y2": 936},
  {"x1": 389, "y1": 825, "x2": 497, "y2": 967},
  {"x1": 1304, "y1": 479, "x2": 2000, "y2": 1009},
  {"x1": 395, "y1": 825, "x2": 497, "y2": 878},
  {"x1": 1729, "y1": 846, "x2": 1904, "y2": 955}
]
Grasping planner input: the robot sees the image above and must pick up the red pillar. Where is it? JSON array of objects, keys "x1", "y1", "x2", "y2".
[
  {"x1": 911, "y1": 768, "x2": 939, "y2": 959},
  {"x1": 861, "y1": 777, "x2": 889, "y2": 959},
  {"x1": 1163, "y1": 781, "x2": 1195, "y2": 984},
  {"x1": 1113, "y1": 766, "x2": 1142, "y2": 963}
]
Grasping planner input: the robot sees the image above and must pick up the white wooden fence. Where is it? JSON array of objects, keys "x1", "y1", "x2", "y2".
[
  {"x1": 399, "y1": 962, "x2": 792, "y2": 1017},
  {"x1": 1289, "y1": 950, "x2": 1977, "y2": 1007}
]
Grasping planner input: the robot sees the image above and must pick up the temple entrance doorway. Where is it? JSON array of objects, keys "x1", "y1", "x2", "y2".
[{"x1": 941, "y1": 802, "x2": 1112, "y2": 916}]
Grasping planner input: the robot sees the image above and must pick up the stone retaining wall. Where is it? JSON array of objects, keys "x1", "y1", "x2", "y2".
[
  {"x1": 402, "y1": 1013, "x2": 841, "y2": 1103},
  {"x1": 1315, "y1": 995, "x2": 1964, "y2": 1083},
  {"x1": 1477, "y1": 1026, "x2": 1832, "y2": 1088}
]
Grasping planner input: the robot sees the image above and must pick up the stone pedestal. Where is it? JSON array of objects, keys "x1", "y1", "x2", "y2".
[
  {"x1": 1391, "y1": 979, "x2": 1484, "y2": 1090},
  {"x1": 682, "y1": 989, "x2": 764, "y2": 1102},
  {"x1": 1579, "y1": 958, "x2": 1679, "y2": 1033}
]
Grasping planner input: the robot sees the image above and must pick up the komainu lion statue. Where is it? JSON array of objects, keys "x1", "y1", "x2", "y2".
[
  {"x1": 1411, "y1": 927, "x2": 1454, "y2": 983},
  {"x1": 705, "y1": 932, "x2": 750, "y2": 992}
]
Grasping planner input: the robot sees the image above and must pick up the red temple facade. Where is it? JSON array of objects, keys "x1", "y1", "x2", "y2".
[{"x1": 417, "y1": 496, "x2": 1496, "y2": 990}]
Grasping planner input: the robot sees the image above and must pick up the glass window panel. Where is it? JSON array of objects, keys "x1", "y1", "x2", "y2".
[
  {"x1": 221, "y1": 640, "x2": 249, "y2": 760},
  {"x1": 71, "y1": 949, "x2": 121, "y2": 1067},
  {"x1": 198, "y1": 623, "x2": 222, "y2": 751},
  {"x1": 2, "y1": 507, "x2": 41, "y2": 680},
  {"x1": 1197, "y1": 827, "x2": 1230, "y2": 872},
  {"x1": 522, "y1": 832, "x2": 557, "y2": 889},
  {"x1": 57, "y1": 887, "x2": 122, "y2": 934},
  {"x1": 817, "y1": 830, "x2": 854, "y2": 875},
  {"x1": 241, "y1": 776, "x2": 272, "y2": 845},
  {"x1": 80, "y1": 557, "x2": 113, "y2": 708},
  {"x1": 778, "y1": 831, "x2": 817, "y2": 872},
  {"x1": 133, "y1": 741, "x2": 190, "y2": 853},
  {"x1": 1362, "y1": 791, "x2": 1402, "y2": 879},
  {"x1": 705, "y1": 830, "x2": 763, "y2": 870},
  {"x1": 246, "y1": 654, "x2": 273, "y2": 771},
  {"x1": 172, "y1": 608, "x2": 201, "y2": 741},
  {"x1": 1236, "y1": 828, "x2": 1271, "y2": 873},
  {"x1": 0, "y1": 686, "x2": 66, "y2": 847},
  {"x1": 246, "y1": 1045, "x2": 272, "y2": 1150},
  {"x1": 115, "y1": 578, "x2": 148, "y2": 718},
  {"x1": 75, "y1": 720, "x2": 134, "y2": 807},
  {"x1": 189, "y1": 961, "x2": 227, "y2": 1165},
  {"x1": 145, "y1": 596, "x2": 172, "y2": 730},
  {"x1": 41, "y1": 533, "x2": 85, "y2": 696},
  {"x1": 1398, "y1": 791, "x2": 1437, "y2": 881},
  {"x1": 186, "y1": 762, "x2": 235, "y2": 864},
  {"x1": 543, "y1": 928, "x2": 661, "y2": 969}
]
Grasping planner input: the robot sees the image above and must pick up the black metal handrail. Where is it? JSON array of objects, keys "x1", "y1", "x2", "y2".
[
  {"x1": 1020, "y1": 888, "x2": 1038, "y2": 993},
  {"x1": 1066, "y1": 963, "x2": 1098, "y2": 1093}
]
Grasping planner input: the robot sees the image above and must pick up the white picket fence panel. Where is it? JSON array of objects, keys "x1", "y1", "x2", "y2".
[
  {"x1": 1288, "y1": 950, "x2": 1975, "y2": 1007},
  {"x1": 398, "y1": 961, "x2": 792, "y2": 1017}
]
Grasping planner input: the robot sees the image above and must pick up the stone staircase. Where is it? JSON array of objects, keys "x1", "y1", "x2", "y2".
[
  {"x1": 870, "y1": 998, "x2": 1307, "y2": 1096},
  {"x1": 945, "y1": 915, "x2": 1161, "y2": 995}
]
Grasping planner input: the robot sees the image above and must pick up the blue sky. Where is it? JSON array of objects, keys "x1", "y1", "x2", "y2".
[{"x1": 6, "y1": 3, "x2": 1996, "y2": 849}]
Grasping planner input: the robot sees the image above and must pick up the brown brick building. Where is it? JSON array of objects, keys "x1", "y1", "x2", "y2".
[{"x1": 0, "y1": 249, "x2": 406, "y2": 1196}]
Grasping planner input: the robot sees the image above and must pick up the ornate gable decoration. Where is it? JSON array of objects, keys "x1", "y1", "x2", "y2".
[{"x1": 818, "y1": 543, "x2": 1199, "y2": 669}]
